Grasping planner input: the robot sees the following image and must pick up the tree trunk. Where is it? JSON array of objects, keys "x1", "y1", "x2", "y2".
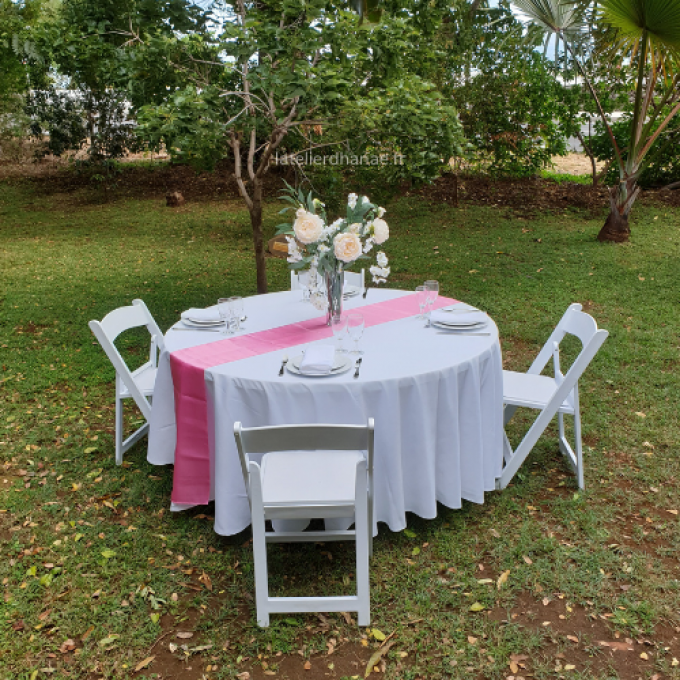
[
  {"x1": 597, "y1": 181, "x2": 637, "y2": 243},
  {"x1": 250, "y1": 178, "x2": 268, "y2": 294},
  {"x1": 597, "y1": 207, "x2": 630, "y2": 243}
]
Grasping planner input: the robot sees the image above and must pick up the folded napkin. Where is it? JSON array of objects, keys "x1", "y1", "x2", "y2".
[
  {"x1": 299, "y1": 345, "x2": 336, "y2": 375},
  {"x1": 181, "y1": 307, "x2": 221, "y2": 323},
  {"x1": 430, "y1": 309, "x2": 487, "y2": 326}
]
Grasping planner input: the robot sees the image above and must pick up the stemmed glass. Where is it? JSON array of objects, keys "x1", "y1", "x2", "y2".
[
  {"x1": 331, "y1": 313, "x2": 348, "y2": 353},
  {"x1": 217, "y1": 298, "x2": 233, "y2": 335},
  {"x1": 415, "y1": 285, "x2": 428, "y2": 319},
  {"x1": 347, "y1": 312, "x2": 365, "y2": 355},
  {"x1": 424, "y1": 280, "x2": 439, "y2": 325},
  {"x1": 228, "y1": 296, "x2": 243, "y2": 331}
]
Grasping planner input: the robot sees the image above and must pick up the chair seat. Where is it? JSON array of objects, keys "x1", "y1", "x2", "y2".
[
  {"x1": 503, "y1": 370, "x2": 575, "y2": 414},
  {"x1": 261, "y1": 450, "x2": 365, "y2": 507},
  {"x1": 119, "y1": 362, "x2": 157, "y2": 398}
]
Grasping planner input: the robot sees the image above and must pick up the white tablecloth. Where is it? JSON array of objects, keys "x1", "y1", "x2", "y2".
[{"x1": 148, "y1": 289, "x2": 504, "y2": 535}]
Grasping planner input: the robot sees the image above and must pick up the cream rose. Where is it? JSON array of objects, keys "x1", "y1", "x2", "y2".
[
  {"x1": 333, "y1": 232, "x2": 362, "y2": 263},
  {"x1": 372, "y1": 218, "x2": 389, "y2": 244},
  {"x1": 293, "y1": 211, "x2": 324, "y2": 244}
]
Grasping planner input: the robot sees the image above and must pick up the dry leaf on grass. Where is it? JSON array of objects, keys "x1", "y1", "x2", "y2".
[
  {"x1": 598, "y1": 640, "x2": 634, "y2": 651},
  {"x1": 304, "y1": 660, "x2": 312, "y2": 670},
  {"x1": 59, "y1": 640, "x2": 76, "y2": 654},
  {"x1": 497, "y1": 570, "x2": 510, "y2": 590},
  {"x1": 364, "y1": 641, "x2": 395, "y2": 678},
  {"x1": 176, "y1": 631, "x2": 194, "y2": 639},
  {"x1": 134, "y1": 656, "x2": 155, "y2": 672}
]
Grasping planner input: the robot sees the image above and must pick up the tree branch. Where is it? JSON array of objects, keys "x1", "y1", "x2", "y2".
[{"x1": 229, "y1": 130, "x2": 253, "y2": 210}]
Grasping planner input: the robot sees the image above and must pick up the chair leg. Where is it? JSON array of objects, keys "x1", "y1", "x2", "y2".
[
  {"x1": 573, "y1": 404, "x2": 584, "y2": 491},
  {"x1": 250, "y1": 478, "x2": 270, "y2": 627},
  {"x1": 115, "y1": 382, "x2": 124, "y2": 466},
  {"x1": 355, "y1": 470, "x2": 370, "y2": 626}
]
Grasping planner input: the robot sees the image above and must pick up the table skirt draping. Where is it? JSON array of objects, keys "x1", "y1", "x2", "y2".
[{"x1": 147, "y1": 289, "x2": 504, "y2": 536}]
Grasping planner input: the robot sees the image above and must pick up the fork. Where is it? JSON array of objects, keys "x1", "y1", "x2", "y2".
[
  {"x1": 353, "y1": 357, "x2": 363, "y2": 379},
  {"x1": 278, "y1": 355, "x2": 289, "y2": 376}
]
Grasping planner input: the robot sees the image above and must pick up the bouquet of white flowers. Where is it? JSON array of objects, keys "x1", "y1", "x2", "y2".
[{"x1": 277, "y1": 185, "x2": 391, "y2": 286}]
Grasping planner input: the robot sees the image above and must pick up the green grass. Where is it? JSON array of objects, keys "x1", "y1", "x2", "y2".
[{"x1": 1, "y1": 173, "x2": 680, "y2": 680}]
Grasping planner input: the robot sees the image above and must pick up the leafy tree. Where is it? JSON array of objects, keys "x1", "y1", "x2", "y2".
[
  {"x1": 514, "y1": 0, "x2": 680, "y2": 242},
  {"x1": 136, "y1": 0, "x2": 464, "y2": 293}
]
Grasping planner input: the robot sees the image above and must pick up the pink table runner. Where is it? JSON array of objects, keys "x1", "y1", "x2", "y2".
[{"x1": 169, "y1": 294, "x2": 456, "y2": 504}]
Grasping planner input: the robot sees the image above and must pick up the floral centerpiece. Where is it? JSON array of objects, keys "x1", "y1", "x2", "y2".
[{"x1": 277, "y1": 184, "x2": 390, "y2": 323}]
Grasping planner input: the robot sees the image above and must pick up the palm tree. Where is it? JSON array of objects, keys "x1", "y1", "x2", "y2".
[{"x1": 513, "y1": 0, "x2": 680, "y2": 242}]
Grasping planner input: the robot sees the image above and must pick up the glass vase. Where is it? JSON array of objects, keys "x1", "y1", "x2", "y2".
[{"x1": 324, "y1": 264, "x2": 344, "y2": 326}]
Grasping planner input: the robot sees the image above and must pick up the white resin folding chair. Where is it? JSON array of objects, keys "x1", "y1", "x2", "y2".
[
  {"x1": 233, "y1": 419, "x2": 374, "y2": 627},
  {"x1": 89, "y1": 299, "x2": 165, "y2": 465},
  {"x1": 496, "y1": 303, "x2": 608, "y2": 491},
  {"x1": 290, "y1": 269, "x2": 365, "y2": 294}
]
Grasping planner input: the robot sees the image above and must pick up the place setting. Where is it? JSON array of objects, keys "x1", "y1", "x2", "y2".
[
  {"x1": 281, "y1": 310, "x2": 365, "y2": 378},
  {"x1": 172, "y1": 297, "x2": 246, "y2": 334},
  {"x1": 415, "y1": 280, "x2": 490, "y2": 336}
]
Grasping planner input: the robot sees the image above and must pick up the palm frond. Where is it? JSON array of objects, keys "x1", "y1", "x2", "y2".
[{"x1": 601, "y1": 0, "x2": 680, "y2": 52}]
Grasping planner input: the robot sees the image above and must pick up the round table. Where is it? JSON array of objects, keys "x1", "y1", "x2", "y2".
[{"x1": 148, "y1": 288, "x2": 504, "y2": 535}]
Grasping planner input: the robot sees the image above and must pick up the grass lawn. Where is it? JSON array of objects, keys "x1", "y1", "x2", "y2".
[{"x1": 1, "y1": 169, "x2": 680, "y2": 680}]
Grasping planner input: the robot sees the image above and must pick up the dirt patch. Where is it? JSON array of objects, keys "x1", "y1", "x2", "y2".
[
  {"x1": 551, "y1": 153, "x2": 604, "y2": 176},
  {"x1": 489, "y1": 591, "x2": 680, "y2": 680}
]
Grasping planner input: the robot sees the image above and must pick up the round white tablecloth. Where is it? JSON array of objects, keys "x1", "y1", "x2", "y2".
[{"x1": 148, "y1": 288, "x2": 504, "y2": 535}]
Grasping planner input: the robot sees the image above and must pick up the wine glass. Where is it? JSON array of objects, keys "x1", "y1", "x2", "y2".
[
  {"x1": 331, "y1": 313, "x2": 348, "y2": 353},
  {"x1": 228, "y1": 296, "x2": 243, "y2": 331},
  {"x1": 347, "y1": 312, "x2": 365, "y2": 355},
  {"x1": 424, "y1": 280, "x2": 439, "y2": 324},
  {"x1": 217, "y1": 298, "x2": 232, "y2": 335},
  {"x1": 415, "y1": 285, "x2": 428, "y2": 319}
]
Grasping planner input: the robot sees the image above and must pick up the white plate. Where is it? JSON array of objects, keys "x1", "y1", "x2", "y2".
[
  {"x1": 432, "y1": 320, "x2": 487, "y2": 331},
  {"x1": 181, "y1": 318, "x2": 224, "y2": 328},
  {"x1": 343, "y1": 286, "x2": 360, "y2": 299},
  {"x1": 434, "y1": 318, "x2": 486, "y2": 328},
  {"x1": 287, "y1": 353, "x2": 354, "y2": 377}
]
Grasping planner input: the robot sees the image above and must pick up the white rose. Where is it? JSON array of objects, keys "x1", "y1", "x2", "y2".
[
  {"x1": 376, "y1": 251, "x2": 388, "y2": 268},
  {"x1": 293, "y1": 211, "x2": 324, "y2": 244},
  {"x1": 334, "y1": 232, "x2": 362, "y2": 263},
  {"x1": 347, "y1": 193, "x2": 358, "y2": 209},
  {"x1": 372, "y1": 218, "x2": 389, "y2": 245},
  {"x1": 296, "y1": 206, "x2": 306, "y2": 218},
  {"x1": 377, "y1": 207, "x2": 386, "y2": 218}
]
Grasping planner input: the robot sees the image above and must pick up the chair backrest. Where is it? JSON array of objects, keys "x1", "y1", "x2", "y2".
[
  {"x1": 528, "y1": 303, "x2": 608, "y2": 381},
  {"x1": 88, "y1": 299, "x2": 164, "y2": 417},
  {"x1": 234, "y1": 420, "x2": 375, "y2": 498},
  {"x1": 290, "y1": 269, "x2": 365, "y2": 292}
]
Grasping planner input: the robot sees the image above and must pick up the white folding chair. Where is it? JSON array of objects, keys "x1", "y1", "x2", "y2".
[
  {"x1": 496, "y1": 303, "x2": 608, "y2": 491},
  {"x1": 233, "y1": 419, "x2": 375, "y2": 627},
  {"x1": 290, "y1": 269, "x2": 365, "y2": 293},
  {"x1": 89, "y1": 299, "x2": 165, "y2": 465}
]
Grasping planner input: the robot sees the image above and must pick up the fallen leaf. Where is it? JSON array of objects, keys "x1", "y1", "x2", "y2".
[
  {"x1": 135, "y1": 656, "x2": 155, "y2": 672},
  {"x1": 467, "y1": 636, "x2": 478, "y2": 645},
  {"x1": 635, "y1": 412, "x2": 646, "y2": 418},
  {"x1": 12, "y1": 620, "x2": 25, "y2": 631},
  {"x1": 542, "y1": 597, "x2": 550, "y2": 606},
  {"x1": 98, "y1": 634, "x2": 119, "y2": 647},
  {"x1": 236, "y1": 673, "x2": 251, "y2": 680},
  {"x1": 598, "y1": 640, "x2": 634, "y2": 651},
  {"x1": 59, "y1": 639, "x2": 75, "y2": 654},
  {"x1": 469, "y1": 602, "x2": 485, "y2": 612},
  {"x1": 565, "y1": 664, "x2": 576, "y2": 670},
  {"x1": 364, "y1": 641, "x2": 395, "y2": 677},
  {"x1": 672, "y1": 657, "x2": 679, "y2": 666},
  {"x1": 667, "y1": 510, "x2": 678, "y2": 515},
  {"x1": 567, "y1": 635, "x2": 578, "y2": 643},
  {"x1": 640, "y1": 652, "x2": 649, "y2": 660},
  {"x1": 509, "y1": 660, "x2": 519, "y2": 673},
  {"x1": 522, "y1": 556, "x2": 533, "y2": 565},
  {"x1": 372, "y1": 629, "x2": 386, "y2": 641},
  {"x1": 304, "y1": 661, "x2": 311, "y2": 670},
  {"x1": 497, "y1": 570, "x2": 510, "y2": 590},
  {"x1": 199, "y1": 572, "x2": 213, "y2": 591},
  {"x1": 176, "y1": 632, "x2": 194, "y2": 639},
  {"x1": 81, "y1": 626, "x2": 94, "y2": 641}
]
